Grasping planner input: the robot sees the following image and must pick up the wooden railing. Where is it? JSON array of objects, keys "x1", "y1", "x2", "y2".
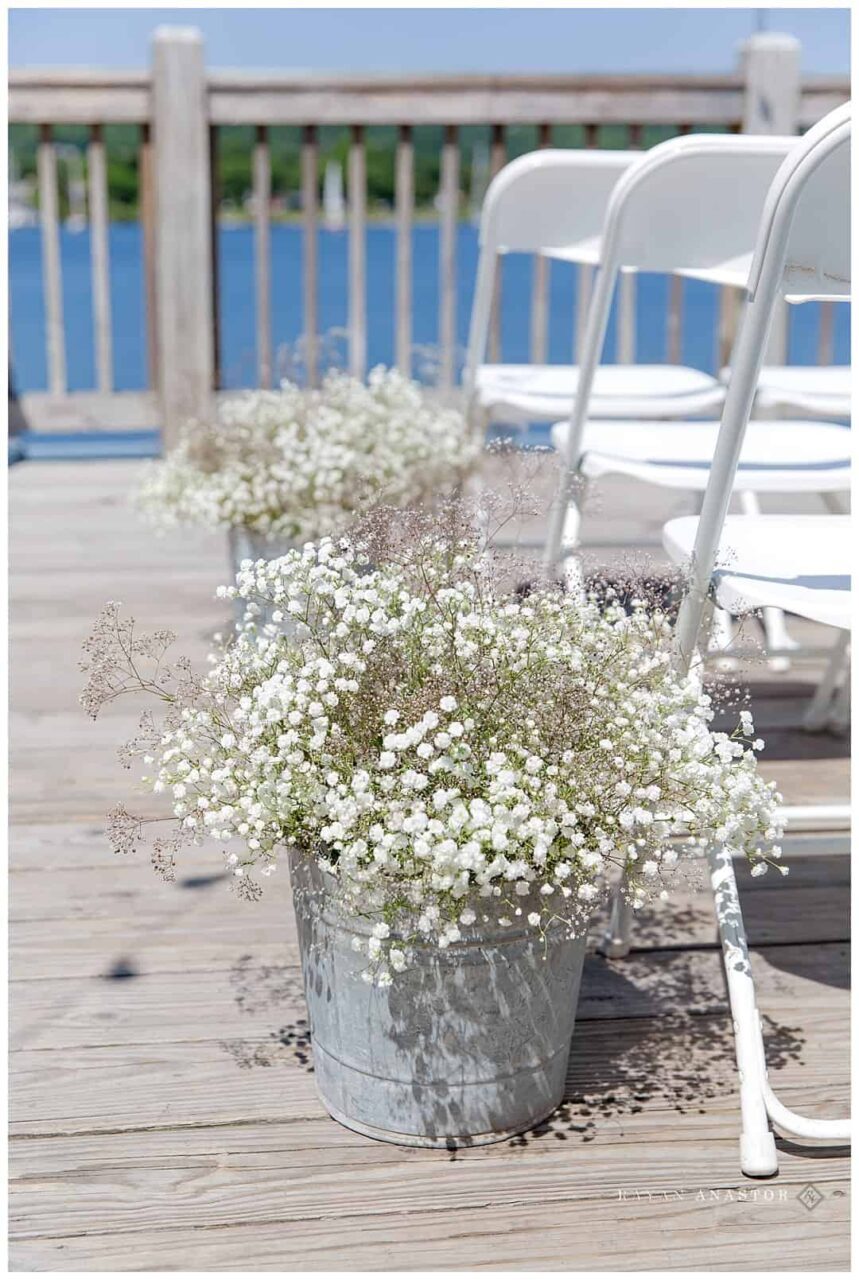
[{"x1": 8, "y1": 29, "x2": 850, "y2": 446}]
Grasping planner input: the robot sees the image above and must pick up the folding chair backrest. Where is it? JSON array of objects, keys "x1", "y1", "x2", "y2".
[
  {"x1": 478, "y1": 148, "x2": 636, "y2": 256},
  {"x1": 550, "y1": 135, "x2": 797, "y2": 470},
  {"x1": 600, "y1": 134, "x2": 795, "y2": 277},
  {"x1": 464, "y1": 148, "x2": 636, "y2": 403}
]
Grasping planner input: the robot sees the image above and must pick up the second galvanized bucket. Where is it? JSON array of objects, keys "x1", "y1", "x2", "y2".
[
  {"x1": 227, "y1": 528, "x2": 298, "y2": 626},
  {"x1": 289, "y1": 849, "x2": 586, "y2": 1148}
]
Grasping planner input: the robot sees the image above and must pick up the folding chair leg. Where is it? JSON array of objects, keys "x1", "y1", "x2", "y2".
[
  {"x1": 803, "y1": 631, "x2": 850, "y2": 732},
  {"x1": 598, "y1": 873, "x2": 633, "y2": 958},
  {"x1": 760, "y1": 606, "x2": 800, "y2": 673},
  {"x1": 738, "y1": 491, "x2": 798, "y2": 671},
  {"x1": 708, "y1": 606, "x2": 738, "y2": 671},
  {"x1": 708, "y1": 844, "x2": 779, "y2": 1177},
  {"x1": 710, "y1": 842, "x2": 851, "y2": 1175},
  {"x1": 828, "y1": 664, "x2": 851, "y2": 735},
  {"x1": 821, "y1": 490, "x2": 849, "y2": 516},
  {"x1": 691, "y1": 491, "x2": 737, "y2": 671},
  {"x1": 559, "y1": 491, "x2": 588, "y2": 596}
]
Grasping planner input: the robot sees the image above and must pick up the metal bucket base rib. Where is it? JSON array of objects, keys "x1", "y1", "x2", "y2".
[
  {"x1": 317, "y1": 1092, "x2": 559, "y2": 1149},
  {"x1": 311, "y1": 1035, "x2": 572, "y2": 1148}
]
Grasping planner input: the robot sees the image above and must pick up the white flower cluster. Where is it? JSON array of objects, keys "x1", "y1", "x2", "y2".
[
  {"x1": 140, "y1": 536, "x2": 783, "y2": 984},
  {"x1": 137, "y1": 368, "x2": 477, "y2": 540}
]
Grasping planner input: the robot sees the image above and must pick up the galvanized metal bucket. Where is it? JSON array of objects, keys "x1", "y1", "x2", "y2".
[
  {"x1": 289, "y1": 848, "x2": 586, "y2": 1148},
  {"x1": 227, "y1": 528, "x2": 298, "y2": 626}
]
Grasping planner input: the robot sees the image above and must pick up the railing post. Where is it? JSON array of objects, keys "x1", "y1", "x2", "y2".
[
  {"x1": 151, "y1": 26, "x2": 215, "y2": 449},
  {"x1": 740, "y1": 32, "x2": 800, "y2": 366}
]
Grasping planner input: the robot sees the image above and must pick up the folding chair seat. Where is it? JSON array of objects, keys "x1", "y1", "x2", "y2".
[
  {"x1": 665, "y1": 513, "x2": 850, "y2": 628},
  {"x1": 749, "y1": 363, "x2": 851, "y2": 418},
  {"x1": 475, "y1": 362, "x2": 725, "y2": 424},
  {"x1": 550, "y1": 417, "x2": 849, "y2": 492}
]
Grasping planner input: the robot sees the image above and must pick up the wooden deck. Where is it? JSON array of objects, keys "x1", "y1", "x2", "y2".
[{"x1": 9, "y1": 459, "x2": 850, "y2": 1270}]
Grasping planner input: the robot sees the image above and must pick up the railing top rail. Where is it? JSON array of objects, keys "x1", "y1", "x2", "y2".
[
  {"x1": 9, "y1": 67, "x2": 850, "y2": 89},
  {"x1": 212, "y1": 71, "x2": 750, "y2": 91},
  {"x1": 9, "y1": 66, "x2": 849, "y2": 126},
  {"x1": 10, "y1": 68, "x2": 151, "y2": 86},
  {"x1": 9, "y1": 71, "x2": 151, "y2": 124}
]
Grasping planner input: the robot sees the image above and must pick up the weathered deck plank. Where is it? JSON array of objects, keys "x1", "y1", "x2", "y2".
[
  {"x1": 11, "y1": 1190, "x2": 850, "y2": 1274},
  {"x1": 9, "y1": 461, "x2": 850, "y2": 1270}
]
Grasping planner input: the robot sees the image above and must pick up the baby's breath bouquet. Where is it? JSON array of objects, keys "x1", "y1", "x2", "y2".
[
  {"x1": 137, "y1": 367, "x2": 477, "y2": 542},
  {"x1": 84, "y1": 517, "x2": 783, "y2": 988}
]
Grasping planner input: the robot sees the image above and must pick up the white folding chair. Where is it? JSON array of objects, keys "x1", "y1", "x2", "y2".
[
  {"x1": 661, "y1": 104, "x2": 851, "y2": 1176},
  {"x1": 462, "y1": 149, "x2": 727, "y2": 431},
  {"x1": 541, "y1": 133, "x2": 850, "y2": 669}
]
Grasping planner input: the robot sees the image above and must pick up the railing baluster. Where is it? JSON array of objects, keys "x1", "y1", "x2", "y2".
[
  {"x1": 616, "y1": 122, "x2": 641, "y2": 365},
  {"x1": 667, "y1": 123, "x2": 691, "y2": 364},
  {"x1": 139, "y1": 122, "x2": 158, "y2": 390},
  {"x1": 209, "y1": 125, "x2": 222, "y2": 389},
  {"x1": 666, "y1": 276, "x2": 684, "y2": 364},
  {"x1": 395, "y1": 124, "x2": 414, "y2": 375},
  {"x1": 715, "y1": 123, "x2": 746, "y2": 373},
  {"x1": 348, "y1": 124, "x2": 367, "y2": 380},
  {"x1": 253, "y1": 124, "x2": 272, "y2": 388},
  {"x1": 529, "y1": 122, "x2": 551, "y2": 366},
  {"x1": 37, "y1": 124, "x2": 66, "y2": 394},
  {"x1": 487, "y1": 124, "x2": 506, "y2": 363},
  {"x1": 817, "y1": 301, "x2": 835, "y2": 366},
  {"x1": 301, "y1": 125, "x2": 319, "y2": 386},
  {"x1": 716, "y1": 287, "x2": 740, "y2": 373},
  {"x1": 87, "y1": 124, "x2": 113, "y2": 393},
  {"x1": 438, "y1": 124, "x2": 459, "y2": 391},
  {"x1": 575, "y1": 124, "x2": 600, "y2": 363}
]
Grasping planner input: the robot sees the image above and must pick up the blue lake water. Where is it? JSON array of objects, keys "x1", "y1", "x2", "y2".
[{"x1": 9, "y1": 222, "x2": 850, "y2": 395}]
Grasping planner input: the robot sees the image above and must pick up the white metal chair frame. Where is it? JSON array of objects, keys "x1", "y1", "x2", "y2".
[{"x1": 632, "y1": 107, "x2": 851, "y2": 1178}]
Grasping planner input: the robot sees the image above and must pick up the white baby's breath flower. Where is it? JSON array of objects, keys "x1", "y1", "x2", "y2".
[
  {"x1": 107, "y1": 526, "x2": 781, "y2": 986},
  {"x1": 137, "y1": 368, "x2": 477, "y2": 545}
]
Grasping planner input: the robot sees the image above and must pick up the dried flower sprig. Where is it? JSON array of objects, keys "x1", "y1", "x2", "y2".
[{"x1": 80, "y1": 603, "x2": 178, "y2": 719}]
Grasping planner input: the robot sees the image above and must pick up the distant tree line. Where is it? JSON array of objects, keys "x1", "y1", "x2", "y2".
[{"x1": 9, "y1": 122, "x2": 683, "y2": 221}]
